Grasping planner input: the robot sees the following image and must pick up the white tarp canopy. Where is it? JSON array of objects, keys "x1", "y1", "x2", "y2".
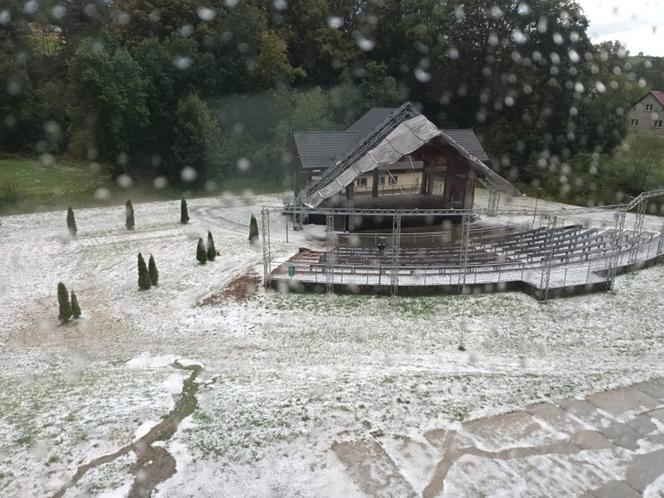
[{"x1": 305, "y1": 115, "x2": 519, "y2": 208}]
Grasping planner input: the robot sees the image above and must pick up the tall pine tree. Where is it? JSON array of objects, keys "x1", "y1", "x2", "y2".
[
  {"x1": 126, "y1": 200, "x2": 135, "y2": 230},
  {"x1": 180, "y1": 197, "x2": 189, "y2": 224},
  {"x1": 137, "y1": 252, "x2": 151, "y2": 290},
  {"x1": 57, "y1": 282, "x2": 72, "y2": 322},
  {"x1": 148, "y1": 254, "x2": 159, "y2": 285},
  {"x1": 207, "y1": 231, "x2": 216, "y2": 261},
  {"x1": 196, "y1": 238, "x2": 207, "y2": 264},
  {"x1": 249, "y1": 214, "x2": 259, "y2": 244},
  {"x1": 66, "y1": 207, "x2": 77, "y2": 237},
  {"x1": 71, "y1": 290, "x2": 82, "y2": 318}
]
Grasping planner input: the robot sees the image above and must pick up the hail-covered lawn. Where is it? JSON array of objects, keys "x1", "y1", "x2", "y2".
[{"x1": 1, "y1": 194, "x2": 663, "y2": 496}]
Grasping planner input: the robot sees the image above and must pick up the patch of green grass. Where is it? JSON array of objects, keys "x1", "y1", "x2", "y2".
[{"x1": 0, "y1": 156, "x2": 114, "y2": 214}]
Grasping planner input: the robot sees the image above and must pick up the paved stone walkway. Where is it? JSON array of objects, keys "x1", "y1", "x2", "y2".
[{"x1": 333, "y1": 378, "x2": 664, "y2": 497}]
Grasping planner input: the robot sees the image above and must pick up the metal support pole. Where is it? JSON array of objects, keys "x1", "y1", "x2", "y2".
[
  {"x1": 326, "y1": 214, "x2": 336, "y2": 293},
  {"x1": 606, "y1": 209, "x2": 627, "y2": 290},
  {"x1": 538, "y1": 215, "x2": 557, "y2": 301},
  {"x1": 532, "y1": 190, "x2": 542, "y2": 229},
  {"x1": 458, "y1": 214, "x2": 471, "y2": 291},
  {"x1": 261, "y1": 208, "x2": 272, "y2": 288},
  {"x1": 628, "y1": 200, "x2": 647, "y2": 265},
  {"x1": 390, "y1": 214, "x2": 402, "y2": 296}
]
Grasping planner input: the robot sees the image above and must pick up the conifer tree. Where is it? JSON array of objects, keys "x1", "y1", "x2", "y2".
[
  {"x1": 148, "y1": 254, "x2": 159, "y2": 285},
  {"x1": 196, "y1": 238, "x2": 207, "y2": 264},
  {"x1": 57, "y1": 282, "x2": 72, "y2": 322},
  {"x1": 138, "y1": 252, "x2": 151, "y2": 290},
  {"x1": 66, "y1": 207, "x2": 77, "y2": 237},
  {"x1": 207, "y1": 231, "x2": 216, "y2": 261},
  {"x1": 126, "y1": 200, "x2": 135, "y2": 230},
  {"x1": 71, "y1": 290, "x2": 81, "y2": 318},
  {"x1": 249, "y1": 214, "x2": 259, "y2": 244},
  {"x1": 180, "y1": 197, "x2": 189, "y2": 224}
]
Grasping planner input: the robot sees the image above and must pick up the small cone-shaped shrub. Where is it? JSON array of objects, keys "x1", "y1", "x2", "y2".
[
  {"x1": 249, "y1": 214, "x2": 259, "y2": 244},
  {"x1": 125, "y1": 200, "x2": 135, "y2": 230},
  {"x1": 196, "y1": 238, "x2": 207, "y2": 264},
  {"x1": 148, "y1": 254, "x2": 159, "y2": 286},
  {"x1": 180, "y1": 197, "x2": 189, "y2": 224},
  {"x1": 66, "y1": 207, "x2": 77, "y2": 237},
  {"x1": 57, "y1": 282, "x2": 72, "y2": 322},
  {"x1": 207, "y1": 231, "x2": 216, "y2": 261},
  {"x1": 71, "y1": 290, "x2": 81, "y2": 318},
  {"x1": 138, "y1": 252, "x2": 151, "y2": 290}
]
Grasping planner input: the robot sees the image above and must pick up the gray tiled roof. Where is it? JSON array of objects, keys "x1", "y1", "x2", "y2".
[
  {"x1": 293, "y1": 108, "x2": 490, "y2": 169},
  {"x1": 346, "y1": 107, "x2": 400, "y2": 136},
  {"x1": 293, "y1": 131, "x2": 359, "y2": 170},
  {"x1": 441, "y1": 129, "x2": 489, "y2": 162}
]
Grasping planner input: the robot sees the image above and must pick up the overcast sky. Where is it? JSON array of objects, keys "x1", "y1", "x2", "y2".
[{"x1": 577, "y1": 0, "x2": 664, "y2": 56}]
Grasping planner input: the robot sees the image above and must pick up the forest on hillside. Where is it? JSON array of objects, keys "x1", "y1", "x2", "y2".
[{"x1": 1, "y1": 0, "x2": 664, "y2": 203}]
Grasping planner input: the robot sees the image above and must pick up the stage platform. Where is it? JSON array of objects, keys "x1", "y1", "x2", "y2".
[{"x1": 269, "y1": 225, "x2": 663, "y2": 299}]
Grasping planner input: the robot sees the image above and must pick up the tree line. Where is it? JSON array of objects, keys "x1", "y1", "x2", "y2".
[{"x1": 1, "y1": 0, "x2": 662, "y2": 199}]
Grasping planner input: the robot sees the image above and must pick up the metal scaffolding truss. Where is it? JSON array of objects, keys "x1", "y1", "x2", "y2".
[
  {"x1": 326, "y1": 214, "x2": 336, "y2": 293},
  {"x1": 294, "y1": 102, "x2": 419, "y2": 206},
  {"x1": 458, "y1": 214, "x2": 471, "y2": 291},
  {"x1": 390, "y1": 215, "x2": 402, "y2": 295},
  {"x1": 537, "y1": 215, "x2": 558, "y2": 301},
  {"x1": 260, "y1": 188, "x2": 664, "y2": 300},
  {"x1": 606, "y1": 210, "x2": 627, "y2": 290},
  {"x1": 276, "y1": 202, "x2": 625, "y2": 219},
  {"x1": 261, "y1": 208, "x2": 272, "y2": 286},
  {"x1": 628, "y1": 200, "x2": 648, "y2": 265}
]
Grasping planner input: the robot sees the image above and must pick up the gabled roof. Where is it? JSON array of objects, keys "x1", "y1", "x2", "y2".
[
  {"x1": 651, "y1": 91, "x2": 664, "y2": 107},
  {"x1": 303, "y1": 115, "x2": 519, "y2": 208},
  {"x1": 346, "y1": 108, "x2": 399, "y2": 136},
  {"x1": 294, "y1": 108, "x2": 490, "y2": 169},
  {"x1": 437, "y1": 129, "x2": 489, "y2": 162},
  {"x1": 635, "y1": 90, "x2": 664, "y2": 107},
  {"x1": 292, "y1": 131, "x2": 358, "y2": 170}
]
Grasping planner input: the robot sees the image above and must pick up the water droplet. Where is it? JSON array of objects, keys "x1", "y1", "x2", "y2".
[
  {"x1": 117, "y1": 174, "x2": 133, "y2": 189},
  {"x1": 197, "y1": 6, "x2": 216, "y2": 21},
  {"x1": 327, "y1": 16, "x2": 343, "y2": 29},
  {"x1": 173, "y1": 56, "x2": 192, "y2": 70},
  {"x1": 181, "y1": 167, "x2": 198, "y2": 182}
]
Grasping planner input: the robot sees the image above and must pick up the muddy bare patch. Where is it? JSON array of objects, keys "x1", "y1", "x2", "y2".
[
  {"x1": 199, "y1": 271, "x2": 260, "y2": 306},
  {"x1": 51, "y1": 361, "x2": 202, "y2": 498}
]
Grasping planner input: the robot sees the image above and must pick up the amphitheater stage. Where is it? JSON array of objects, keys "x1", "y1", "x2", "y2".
[{"x1": 269, "y1": 225, "x2": 664, "y2": 299}]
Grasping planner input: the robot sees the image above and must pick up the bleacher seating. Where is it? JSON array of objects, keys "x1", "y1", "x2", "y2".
[{"x1": 276, "y1": 225, "x2": 660, "y2": 278}]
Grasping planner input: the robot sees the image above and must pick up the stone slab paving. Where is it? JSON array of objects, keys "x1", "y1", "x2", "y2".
[{"x1": 332, "y1": 377, "x2": 664, "y2": 497}]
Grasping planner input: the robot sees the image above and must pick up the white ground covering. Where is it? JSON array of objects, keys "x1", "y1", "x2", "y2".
[{"x1": 1, "y1": 192, "x2": 664, "y2": 496}]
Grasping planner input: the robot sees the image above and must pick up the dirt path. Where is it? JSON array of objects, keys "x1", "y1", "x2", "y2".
[{"x1": 51, "y1": 361, "x2": 203, "y2": 498}]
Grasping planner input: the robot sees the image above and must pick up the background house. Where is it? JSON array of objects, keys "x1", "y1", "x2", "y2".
[{"x1": 628, "y1": 91, "x2": 664, "y2": 135}]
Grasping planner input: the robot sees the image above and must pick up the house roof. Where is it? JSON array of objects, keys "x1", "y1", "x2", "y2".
[
  {"x1": 303, "y1": 115, "x2": 519, "y2": 208},
  {"x1": 346, "y1": 107, "x2": 399, "y2": 136},
  {"x1": 294, "y1": 108, "x2": 490, "y2": 169},
  {"x1": 651, "y1": 91, "x2": 664, "y2": 107},
  {"x1": 292, "y1": 131, "x2": 358, "y2": 170},
  {"x1": 439, "y1": 129, "x2": 490, "y2": 162}
]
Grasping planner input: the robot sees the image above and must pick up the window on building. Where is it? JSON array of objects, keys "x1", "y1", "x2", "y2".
[
  {"x1": 379, "y1": 176, "x2": 386, "y2": 185},
  {"x1": 654, "y1": 120, "x2": 663, "y2": 129},
  {"x1": 645, "y1": 104, "x2": 654, "y2": 111},
  {"x1": 388, "y1": 176, "x2": 399, "y2": 185},
  {"x1": 630, "y1": 119, "x2": 639, "y2": 126},
  {"x1": 356, "y1": 177, "x2": 367, "y2": 187}
]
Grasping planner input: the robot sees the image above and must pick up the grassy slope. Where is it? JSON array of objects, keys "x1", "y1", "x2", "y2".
[
  {"x1": 0, "y1": 156, "x2": 114, "y2": 214},
  {"x1": 0, "y1": 156, "x2": 286, "y2": 215}
]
